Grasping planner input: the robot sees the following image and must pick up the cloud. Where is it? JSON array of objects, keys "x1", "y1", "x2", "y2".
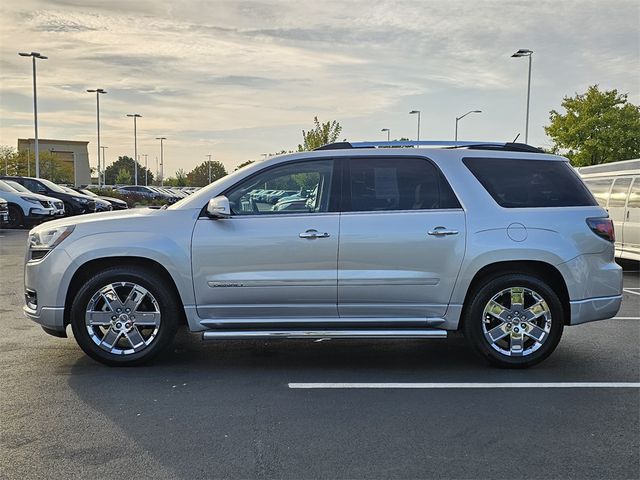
[{"x1": 0, "y1": 0, "x2": 638, "y2": 173}]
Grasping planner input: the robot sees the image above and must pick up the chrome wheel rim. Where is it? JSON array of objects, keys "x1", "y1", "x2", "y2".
[
  {"x1": 85, "y1": 282, "x2": 161, "y2": 355},
  {"x1": 481, "y1": 286, "x2": 552, "y2": 357}
]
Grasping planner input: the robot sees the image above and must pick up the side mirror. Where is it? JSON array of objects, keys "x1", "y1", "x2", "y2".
[{"x1": 206, "y1": 195, "x2": 231, "y2": 218}]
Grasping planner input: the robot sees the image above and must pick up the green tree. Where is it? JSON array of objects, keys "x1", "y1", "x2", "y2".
[
  {"x1": 545, "y1": 85, "x2": 640, "y2": 166},
  {"x1": 104, "y1": 156, "x2": 154, "y2": 185},
  {"x1": 115, "y1": 168, "x2": 132, "y2": 185},
  {"x1": 297, "y1": 116, "x2": 343, "y2": 151},
  {"x1": 162, "y1": 176, "x2": 177, "y2": 186},
  {"x1": 175, "y1": 168, "x2": 188, "y2": 187},
  {"x1": 235, "y1": 160, "x2": 255, "y2": 171},
  {"x1": 187, "y1": 160, "x2": 227, "y2": 186},
  {"x1": 0, "y1": 146, "x2": 73, "y2": 182}
]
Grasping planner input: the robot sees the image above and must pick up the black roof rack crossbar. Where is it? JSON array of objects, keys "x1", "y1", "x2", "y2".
[{"x1": 314, "y1": 140, "x2": 544, "y2": 153}]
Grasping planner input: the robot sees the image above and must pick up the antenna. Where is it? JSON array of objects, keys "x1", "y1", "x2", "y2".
[{"x1": 512, "y1": 133, "x2": 521, "y2": 143}]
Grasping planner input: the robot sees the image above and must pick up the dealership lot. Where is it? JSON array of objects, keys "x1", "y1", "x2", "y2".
[{"x1": 1, "y1": 228, "x2": 638, "y2": 479}]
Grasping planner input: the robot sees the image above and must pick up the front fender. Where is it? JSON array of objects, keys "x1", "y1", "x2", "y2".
[{"x1": 57, "y1": 230, "x2": 195, "y2": 307}]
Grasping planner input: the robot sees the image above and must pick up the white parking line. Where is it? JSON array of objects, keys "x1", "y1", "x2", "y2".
[
  {"x1": 612, "y1": 316, "x2": 640, "y2": 320},
  {"x1": 288, "y1": 382, "x2": 640, "y2": 389},
  {"x1": 623, "y1": 289, "x2": 640, "y2": 296}
]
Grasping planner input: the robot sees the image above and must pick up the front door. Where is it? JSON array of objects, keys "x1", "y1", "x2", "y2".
[
  {"x1": 192, "y1": 158, "x2": 339, "y2": 319},
  {"x1": 338, "y1": 156, "x2": 466, "y2": 318}
]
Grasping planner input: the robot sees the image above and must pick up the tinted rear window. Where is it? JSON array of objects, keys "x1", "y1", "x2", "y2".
[{"x1": 463, "y1": 158, "x2": 597, "y2": 208}]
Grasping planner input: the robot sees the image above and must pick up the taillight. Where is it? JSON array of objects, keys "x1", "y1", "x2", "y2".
[{"x1": 586, "y1": 217, "x2": 615, "y2": 242}]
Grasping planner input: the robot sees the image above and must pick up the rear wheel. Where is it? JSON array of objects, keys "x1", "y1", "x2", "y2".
[
  {"x1": 70, "y1": 266, "x2": 180, "y2": 366},
  {"x1": 463, "y1": 273, "x2": 564, "y2": 368},
  {"x1": 7, "y1": 205, "x2": 24, "y2": 228}
]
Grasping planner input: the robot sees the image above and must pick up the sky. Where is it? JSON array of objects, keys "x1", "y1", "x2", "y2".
[{"x1": 0, "y1": 0, "x2": 638, "y2": 177}]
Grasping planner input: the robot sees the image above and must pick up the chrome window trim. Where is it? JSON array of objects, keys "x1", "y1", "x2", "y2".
[{"x1": 339, "y1": 208, "x2": 464, "y2": 216}]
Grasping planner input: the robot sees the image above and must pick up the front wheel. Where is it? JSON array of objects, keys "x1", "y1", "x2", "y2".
[
  {"x1": 462, "y1": 274, "x2": 564, "y2": 368},
  {"x1": 7, "y1": 205, "x2": 24, "y2": 228},
  {"x1": 70, "y1": 266, "x2": 180, "y2": 366}
]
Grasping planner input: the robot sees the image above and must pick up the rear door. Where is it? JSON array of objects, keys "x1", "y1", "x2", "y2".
[{"x1": 337, "y1": 156, "x2": 465, "y2": 319}]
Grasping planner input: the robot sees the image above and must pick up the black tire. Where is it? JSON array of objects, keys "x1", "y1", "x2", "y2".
[
  {"x1": 7, "y1": 205, "x2": 24, "y2": 229},
  {"x1": 462, "y1": 273, "x2": 564, "y2": 368},
  {"x1": 70, "y1": 266, "x2": 180, "y2": 366}
]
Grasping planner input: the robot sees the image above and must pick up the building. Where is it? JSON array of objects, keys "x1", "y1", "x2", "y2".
[{"x1": 17, "y1": 138, "x2": 91, "y2": 186}]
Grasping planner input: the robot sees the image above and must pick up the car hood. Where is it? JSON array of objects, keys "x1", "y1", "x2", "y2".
[
  {"x1": 100, "y1": 196, "x2": 127, "y2": 204},
  {"x1": 21, "y1": 192, "x2": 61, "y2": 203},
  {"x1": 30, "y1": 206, "x2": 200, "y2": 233}
]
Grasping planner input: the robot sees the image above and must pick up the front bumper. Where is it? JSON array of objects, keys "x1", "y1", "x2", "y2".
[
  {"x1": 23, "y1": 247, "x2": 75, "y2": 337},
  {"x1": 23, "y1": 305, "x2": 67, "y2": 336},
  {"x1": 26, "y1": 208, "x2": 56, "y2": 223},
  {"x1": 569, "y1": 294, "x2": 622, "y2": 325}
]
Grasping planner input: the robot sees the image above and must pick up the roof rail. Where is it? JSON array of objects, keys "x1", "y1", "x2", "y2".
[{"x1": 314, "y1": 140, "x2": 545, "y2": 153}]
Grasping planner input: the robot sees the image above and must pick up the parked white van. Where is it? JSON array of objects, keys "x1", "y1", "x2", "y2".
[{"x1": 579, "y1": 159, "x2": 640, "y2": 261}]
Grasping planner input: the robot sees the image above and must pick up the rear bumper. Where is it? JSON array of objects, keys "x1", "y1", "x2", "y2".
[{"x1": 569, "y1": 295, "x2": 622, "y2": 325}]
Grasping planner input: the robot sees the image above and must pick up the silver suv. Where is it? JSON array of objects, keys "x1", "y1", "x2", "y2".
[{"x1": 23, "y1": 141, "x2": 623, "y2": 367}]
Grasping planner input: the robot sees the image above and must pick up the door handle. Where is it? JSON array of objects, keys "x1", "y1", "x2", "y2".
[
  {"x1": 299, "y1": 229, "x2": 331, "y2": 239},
  {"x1": 428, "y1": 226, "x2": 459, "y2": 236}
]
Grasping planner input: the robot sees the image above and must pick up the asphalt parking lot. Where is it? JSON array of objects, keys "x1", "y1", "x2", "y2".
[{"x1": 1, "y1": 228, "x2": 638, "y2": 479}]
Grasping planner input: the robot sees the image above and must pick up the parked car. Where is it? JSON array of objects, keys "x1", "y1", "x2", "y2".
[
  {"x1": 0, "y1": 197, "x2": 8, "y2": 226},
  {"x1": 4, "y1": 179, "x2": 65, "y2": 217},
  {"x1": 23, "y1": 140, "x2": 622, "y2": 368},
  {"x1": 267, "y1": 190, "x2": 298, "y2": 204},
  {"x1": 0, "y1": 179, "x2": 58, "y2": 228},
  {"x1": 0, "y1": 176, "x2": 96, "y2": 216},
  {"x1": 579, "y1": 158, "x2": 640, "y2": 261},
  {"x1": 117, "y1": 185, "x2": 164, "y2": 200},
  {"x1": 59, "y1": 186, "x2": 112, "y2": 212},
  {"x1": 71, "y1": 187, "x2": 128, "y2": 210}
]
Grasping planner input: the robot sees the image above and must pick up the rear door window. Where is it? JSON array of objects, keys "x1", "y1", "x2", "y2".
[
  {"x1": 608, "y1": 178, "x2": 632, "y2": 207},
  {"x1": 463, "y1": 158, "x2": 597, "y2": 208},
  {"x1": 628, "y1": 178, "x2": 640, "y2": 208},
  {"x1": 583, "y1": 178, "x2": 614, "y2": 207},
  {"x1": 346, "y1": 157, "x2": 460, "y2": 212}
]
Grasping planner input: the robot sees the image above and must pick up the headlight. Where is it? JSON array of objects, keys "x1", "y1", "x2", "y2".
[
  {"x1": 29, "y1": 225, "x2": 75, "y2": 251},
  {"x1": 72, "y1": 196, "x2": 90, "y2": 204},
  {"x1": 23, "y1": 196, "x2": 41, "y2": 204}
]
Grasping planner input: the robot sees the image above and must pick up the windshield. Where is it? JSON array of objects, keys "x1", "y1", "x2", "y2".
[
  {"x1": 38, "y1": 178, "x2": 67, "y2": 193},
  {"x1": 0, "y1": 180, "x2": 18, "y2": 193},
  {"x1": 61, "y1": 186, "x2": 78, "y2": 195},
  {"x1": 4, "y1": 180, "x2": 30, "y2": 193},
  {"x1": 80, "y1": 189, "x2": 98, "y2": 197}
]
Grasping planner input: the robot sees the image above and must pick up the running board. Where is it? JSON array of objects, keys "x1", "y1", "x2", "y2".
[
  {"x1": 199, "y1": 317, "x2": 446, "y2": 328},
  {"x1": 202, "y1": 329, "x2": 448, "y2": 340}
]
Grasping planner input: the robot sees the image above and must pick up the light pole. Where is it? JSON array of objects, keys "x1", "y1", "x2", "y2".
[
  {"x1": 87, "y1": 88, "x2": 106, "y2": 186},
  {"x1": 156, "y1": 137, "x2": 166, "y2": 186},
  {"x1": 409, "y1": 110, "x2": 421, "y2": 142},
  {"x1": 455, "y1": 110, "x2": 482, "y2": 141},
  {"x1": 142, "y1": 154, "x2": 148, "y2": 185},
  {"x1": 511, "y1": 48, "x2": 533, "y2": 143},
  {"x1": 100, "y1": 146, "x2": 108, "y2": 185},
  {"x1": 18, "y1": 52, "x2": 47, "y2": 178},
  {"x1": 381, "y1": 128, "x2": 390, "y2": 141},
  {"x1": 127, "y1": 114, "x2": 142, "y2": 185},
  {"x1": 205, "y1": 154, "x2": 212, "y2": 183}
]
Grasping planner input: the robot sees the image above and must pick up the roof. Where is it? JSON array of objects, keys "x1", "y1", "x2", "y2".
[{"x1": 577, "y1": 159, "x2": 640, "y2": 175}]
